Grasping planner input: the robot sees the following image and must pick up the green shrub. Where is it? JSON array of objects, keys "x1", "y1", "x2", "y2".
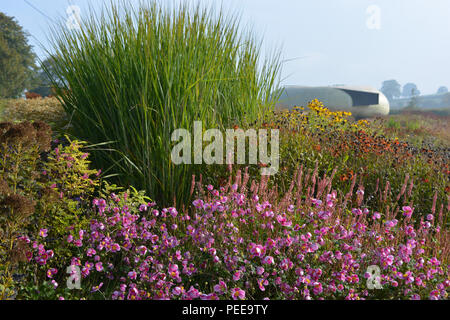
[
  {"x1": 47, "y1": 1, "x2": 281, "y2": 207},
  {"x1": 0, "y1": 121, "x2": 101, "y2": 298},
  {"x1": 386, "y1": 118, "x2": 401, "y2": 129}
]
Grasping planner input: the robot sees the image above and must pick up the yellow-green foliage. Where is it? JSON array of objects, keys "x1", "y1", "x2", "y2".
[
  {"x1": 0, "y1": 98, "x2": 68, "y2": 130},
  {"x1": 35, "y1": 138, "x2": 100, "y2": 241}
]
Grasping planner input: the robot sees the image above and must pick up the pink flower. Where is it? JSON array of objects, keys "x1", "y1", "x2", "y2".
[
  {"x1": 312, "y1": 282, "x2": 323, "y2": 295},
  {"x1": 71, "y1": 257, "x2": 81, "y2": 266},
  {"x1": 214, "y1": 281, "x2": 227, "y2": 294},
  {"x1": 46, "y1": 268, "x2": 58, "y2": 279},
  {"x1": 248, "y1": 243, "x2": 266, "y2": 258},
  {"x1": 192, "y1": 199, "x2": 204, "y2": 209},
  {"x1": 311, "y1": 198, "x2": 322, "y2": 207},
  {"x1": 168, "y1": 264, "x2": 179, "y2": 279},
  {"x1": 231, "y1": 287, "x2": 245, "y2": 300},
  {"x1": 385, "y1": 219, "x2": 398, "y2": 228},
  {"x1": 257, "y1": 278, "x2": 268, "y2": 291},
  {"x1": 276, "y1": 214, "x2": 292, "y2": 227},
  {"x1": 200, "y1": 293, "x2": 219, "y2": 300},
  {"x1": 187, "y1": 286, "x2": 200, "y2": 299},
  {"x1": 110, "y1": 243, "x2": 121, "y2": 252},
  {"x1": 172, "y1": 287, "x2": 183, "y2": 296},
  {"x1": 428, "y1": 257, "x2": 441, "y2": 266},
  {"x1": 168, "y1": 207, "x2": 178, "y2": 217},
  {"x1": 385, "y1": 255, "x2": 394, "y2": 266},
  {"x1": 402, "y1": 206, "x2": 414, "y2": 218},
  {"x1": 262, "y1": 256, "x2": 274, "y2": 265},
  {"x1": 39, "y1": 229, "x2": 48, "y2": 238},
  {"x1": 51, "y1": 280, "x2": 58, "y2": 289},
  {"x1": 95, "y1": 262, "x2": 104, "y2": 272},
  {"x1": 136, "y1": 246, "x2": 148, "y2": 256},
  {"x1": 91, "y1": 282, "x2": 104, "y2": 292}
]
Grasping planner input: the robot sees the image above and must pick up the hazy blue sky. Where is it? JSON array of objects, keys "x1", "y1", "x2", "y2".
[{"x1": 1, "y1": 0, "x2": 449, "y2": 94}]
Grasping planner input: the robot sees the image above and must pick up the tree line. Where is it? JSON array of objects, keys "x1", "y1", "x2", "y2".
[
  {"x1": 380, "y1": 79, "x2": 448, "y2": 102},
  {"x1": 0, "y1": 11, "x2": 56, "y2": 98}
]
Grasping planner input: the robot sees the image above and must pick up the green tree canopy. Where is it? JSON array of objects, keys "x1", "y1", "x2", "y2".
[{"x1": 0, "y1": 12, "x2": 37, "y2": 98}]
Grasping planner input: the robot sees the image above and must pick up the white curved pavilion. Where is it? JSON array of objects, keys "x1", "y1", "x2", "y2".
[{"x1": 275, "y1": 85, "x2": 390, "y2": 118}]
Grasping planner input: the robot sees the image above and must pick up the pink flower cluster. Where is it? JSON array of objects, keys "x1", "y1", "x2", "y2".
[{"x1": 26, "y1": 181, "x2": 449, "y2": 300}]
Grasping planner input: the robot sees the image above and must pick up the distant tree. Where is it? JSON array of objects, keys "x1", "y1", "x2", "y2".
[
  {"x1": 29, "y1": 57, "x2": 60, "y2": 97},
  {"x1": 0, "y1": 12, "x2": 37, "y2": 98},
  {"x1": 406, "y1": 95, "x2": 419, "y2": 110},
  {"x1": 443, "y1": 93, "x2": 450, "y2": 107},
  {"x1": 380, "y1": 80, "x2": 401, "y2": 101},
  {"x1": 402, "y1": 83, "x2": 420, "y2": 98},
  {"x1": 437, "y1": 86, "x2": 448, "y2": 95}
]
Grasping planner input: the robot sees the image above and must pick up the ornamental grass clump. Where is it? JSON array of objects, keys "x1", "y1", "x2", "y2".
[{"x1": 46, "y1": 1, "x2": 281, "y2": 207}]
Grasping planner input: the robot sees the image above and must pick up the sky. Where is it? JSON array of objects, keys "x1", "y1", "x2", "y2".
[{"x1": 1, "y1": 0, "x2": 449, "y2": 94}]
